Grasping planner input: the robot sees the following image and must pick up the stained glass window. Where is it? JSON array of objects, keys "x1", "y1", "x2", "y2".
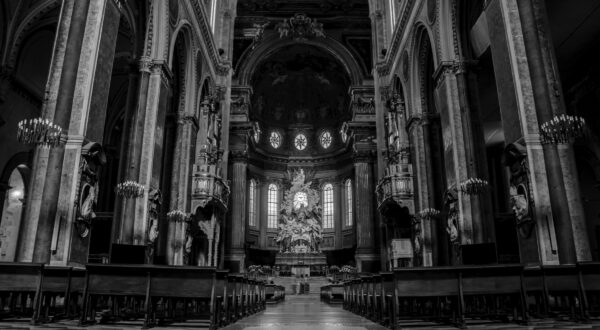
[
  {"x1": 249, "y1": 180, "x2": 257, "y2": 227},
  {"x1": 269, "y1": 131, "x2": 281, "y2": 149},
  {"x1": 268, "y1": 184, "x2": 278, "y2": 228},
  {"x1": 320, "y1": 131, "x2": 332, "y2": 149},
  {"x1": 323, "y1": 183, "x2": 334, "y2": 229},
  {"x1": 345, "y1": 179, "x2": 353, "y2": 226},
  {"x1": 294, "y1": 134, "x2": 307, "y2": 150}
]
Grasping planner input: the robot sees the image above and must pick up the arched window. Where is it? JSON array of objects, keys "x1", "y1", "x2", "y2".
[
  {"x1": 345, "y1": 179, "x2": 353, "y2": 226},
  {"x1": 267, "y1": 184, "x2": 278, "y2": 228},
  {"x1": 322, "y1": 183, "x2": 334, "y2": 229},
  {"x1": 248, "y1": 180, "x2": 257, "y2": 227}
]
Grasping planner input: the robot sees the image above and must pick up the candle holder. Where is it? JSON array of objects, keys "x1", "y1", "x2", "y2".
[
  {"x1": 459, "y1": 178, "x2": 489, "y2": 195},
  {"x1": 115, "y1": 181, "x2": 145, "y2": 199},
  {"x1": 540, "y1": 114, "x2": 586, "y2": 144},
  {"x1": 167, "y1": 210, "x2": 190, "y2": 222},
  {"x1": 17, "y1": 117, "x2": 63, "y2": 147},
  {"x1": 418, "y1": 208, "x2": 440, "y2": 220}
]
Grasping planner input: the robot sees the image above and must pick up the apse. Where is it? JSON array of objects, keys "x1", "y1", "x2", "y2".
[{"x1": 249, "y1": 44, "x2": 351, "y2": 156}]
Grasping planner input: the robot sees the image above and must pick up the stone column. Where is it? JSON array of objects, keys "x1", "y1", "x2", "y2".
[
  {"x1": 334, "y1": 181, "x2": 343, "y2": 250},
  {"x1": 112, "y1": 61, "x2": 140, "y2": 244},
  {"x1": 258, "y1": 180, "x2": 268, "y2": 249},
  {"x1": 518, "y1": 0, "x2": 591, "y2": 262},
  {"x1": 353, "y1": 145, "x2": 378, "y2": 272},
  {"x1": 117, "y1": 58, "x2": 171, "y2": 247},
  {"x1": 434, "y1": 62, "x2": 494, "y2": 248},
  {"x1": 18, "y1": 0, "x2": 121, "y2": 264},
  {"x1": 225, "y1": 151, "x2": 247, "y2": 271},
  {"x1": 166, "y1": 114, "x2": 196, "y2": 265}
]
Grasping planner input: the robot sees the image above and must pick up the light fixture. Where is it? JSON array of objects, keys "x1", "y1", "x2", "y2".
[
  {"x1": 540, "y1": 114, "x2": 586, "y2": 144},
  {"x1": 167, "y1": 210, "x2": 189, "y2": 222},
  {"x1": 418, "y1": 208, "x2": 440, "y2": 220},
  {"x1": 459, "y1": 178, "x2": 489, "y2": 195},
  {"x1": 17, "y1": 117, "x2": 63, "y2": 147},
  {"x1": 115, "y1": 181, "x2": 145, "y2": 199}
]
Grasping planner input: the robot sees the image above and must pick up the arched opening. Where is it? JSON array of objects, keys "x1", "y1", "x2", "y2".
[{"x1": 0, "y1": 165, "x2": 28, "y2": 261}]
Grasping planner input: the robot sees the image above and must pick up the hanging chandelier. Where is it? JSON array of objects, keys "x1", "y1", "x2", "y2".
[
  {"x1": 17, "y1": 117, "x2": 63, "y2": 147},
  {"x1": 459, "y1": 178, "x2": 489, "y2": 195},
  {"x1": 167, "y1": 210, "x2": 189, "y2": 222},
  {"x1": 115, "y1": 181, "x2": 145, "y2": 199},
  {"x1": 418, "y1": 208, "x2": 440, "y2": 220},
  {"x1": 540, "y1": 114, "x2": 586, "y2": 144}
]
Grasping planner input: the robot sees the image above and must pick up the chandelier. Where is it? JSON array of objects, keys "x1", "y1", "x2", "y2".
[
  {"x1": 166, "y1": 210, "x2": 189, "y2": 222},
  {"x1": 459, "y1": 178, "x2": 489, "y2": 195},
  {"x1": 17, "y1": 117, "x2": 63, "y2": 147},
  {"x1": 540, "y1": 114, "x2": 586, "y2": 144},
  {"x1": 115, "y1": 181, "x2": 145, "y2": 199},
  {"x1": 418, "y1": 208, "x2": 440, "y2": 220}
]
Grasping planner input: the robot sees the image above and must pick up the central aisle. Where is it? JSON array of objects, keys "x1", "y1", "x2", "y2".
[{"x1": 222, "y1": 295, "x2": 388, "y2": 330}]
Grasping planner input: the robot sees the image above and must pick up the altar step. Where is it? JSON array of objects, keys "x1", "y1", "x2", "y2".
[{"x1": 271, "y1": 276, "x2": 331, "y2": 294}]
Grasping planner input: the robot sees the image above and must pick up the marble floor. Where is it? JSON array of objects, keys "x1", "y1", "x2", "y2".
[{"x1": 221, "y1": 295, "x2": 388, "y2": 330}]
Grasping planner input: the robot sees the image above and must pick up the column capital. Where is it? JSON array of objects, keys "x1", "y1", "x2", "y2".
[
  {"x1": 230, "y1": 149, "x2": 248, "y2": 162},
  {"x1": 433, "y1": 60, "x2": 478, "y2": 86}
]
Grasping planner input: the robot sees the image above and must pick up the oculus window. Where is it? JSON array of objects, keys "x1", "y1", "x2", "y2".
[
  {"x1": 269, "y1": 131, "x2": 281, "y2": 149},
  {"x1": 294, "y1": 133, "x2": 307, "y2": 150},
  {"x1": 320, "y1": 131, "x2": 332, "y2": 149}
]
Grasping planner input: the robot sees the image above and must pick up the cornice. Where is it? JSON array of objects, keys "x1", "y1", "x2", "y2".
[
  {"x1": 189, "y1": 1, "x2": 232, "y2": 76},
  {"x1": 376, "y1": 0, "x2": 417, "y2": 77}
]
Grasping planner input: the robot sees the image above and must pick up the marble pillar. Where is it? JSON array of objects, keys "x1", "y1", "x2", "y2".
[
  {"x1": 353, "y1": 148, "x2": 379, "y2": 272},
  {"x1": 226, "y1": 153, "x2": 248, "y2": 271},
  {"x1": 18, "y1": 0, "x2": 121, "y2": 265},
  {"x1": 486, "y1": 0, "x2": 563, "y2": 264},
  {"x1": 520, "y1": 0, "x2": 591, "y2": 262},
  {"x1": 166, "y1": 115, "x2": 196, "y2": 265}
]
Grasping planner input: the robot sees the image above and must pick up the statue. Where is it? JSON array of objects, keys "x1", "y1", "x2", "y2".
[
  {"x1": 147, "y1": 188, "x2": 161, "y2": 262},
  {"x1": 275, "y1": 169, "x2": 323, "y2": 253},
  {"x1": 76, "y1": 142, "x2": 106, "y2": 238}
]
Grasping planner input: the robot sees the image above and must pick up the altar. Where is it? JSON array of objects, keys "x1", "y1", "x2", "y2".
[{"x1": 275, "y1": 252, "x2": 327, "y2": 276}]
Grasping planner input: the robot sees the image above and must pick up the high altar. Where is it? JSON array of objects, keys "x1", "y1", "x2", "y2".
[{"x1": 274, "y1": 169, "x2": 327, "y2": 274}]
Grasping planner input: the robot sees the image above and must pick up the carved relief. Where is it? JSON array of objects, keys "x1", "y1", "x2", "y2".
[
  {"x1": 75, "y1": 142, "x2": 107, "y2": 238},
  {"x1": 505, "y1": 143, "x2": 535, "y2": 238}
]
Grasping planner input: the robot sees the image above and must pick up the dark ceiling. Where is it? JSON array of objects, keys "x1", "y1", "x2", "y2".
[{"x1": 250, "y1": 44, "x2": 351, "y2": 128}]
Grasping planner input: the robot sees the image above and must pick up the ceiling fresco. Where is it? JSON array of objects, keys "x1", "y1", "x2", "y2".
[{"x1": 250, "y1": 44, "x2": 351, "y2": 128}]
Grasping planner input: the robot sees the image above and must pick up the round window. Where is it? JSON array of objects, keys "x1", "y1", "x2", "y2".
[
  {"x1": 294, "y1": 134, "x2": 307, "y2": 150},
  {"x1": 320, "y1": 131, "x2": 332, "y2": 149},
  {"x1": 269, "y1": 131, "x2": 281, "y2": 149}
]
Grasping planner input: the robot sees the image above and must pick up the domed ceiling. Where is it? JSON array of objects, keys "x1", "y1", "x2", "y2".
[{"x1": 250, "y1": 44, "x2": 351, "y2": 128}]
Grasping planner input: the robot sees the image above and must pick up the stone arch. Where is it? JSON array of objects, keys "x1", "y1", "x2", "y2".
[
  {"x1": 408, "y1": 23, "x2": 438, "y2": 117},
  {"x1": 5, "y1": 0, "x2": 60, "y2": 69},
  {"x1": 436, "y1": 0, "x2": 462, "y2": 61},
  {"x1": 169, "y1": 22, "x2": 196, "y2": 117},
  {"x1": 236, "y1": 35, "x2": 364, "y2": 86}
]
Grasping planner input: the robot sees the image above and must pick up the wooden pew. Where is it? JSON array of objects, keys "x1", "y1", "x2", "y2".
[
  {"x1": 380, "y1": 272, "x2": 395, "y2": 327},
  {"x1": 392, "y1": 266, "x2": 460, "y2": 327},
  {"x1": 459, "y1": 264, "x2": 528, "y2": 326},
  {"x1": 225, "y1": 274, "x2": 238, "y2": 323},
  {"x1": 526, "y1": 264, "x2": 583, "y2": 320},
  {"x1": 79, "y1": 264, "x2": 155, "y2": 327},
  {"x1": 0, "y1": 262, "x2": 43, "y2": 322},
  {"x1": 267, "y1": 284, "x2": 285, "y2": 303},
  {"x1": 371, "y1": 274, "x2": 382, "y2": 323},
  {"x1": 214, "y1": 270, "x2": 229, "y2": 327},
  {"x1": 35, "y1": 266, "x2": 85, "y2": 323},
  {"x1": 575, "y1": 262, "x2": 600, "y2": 319}
]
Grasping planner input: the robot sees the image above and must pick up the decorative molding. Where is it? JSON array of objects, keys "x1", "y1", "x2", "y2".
[
  {"x1": 189, "y1": 0, "x2": 232, "y2": 76},
  {"x1": 376, "y1": 0, "x2": 417, "y2": 77},
  {"x1": 433, "y1": 60, "x2": 477, "y2": 87}
]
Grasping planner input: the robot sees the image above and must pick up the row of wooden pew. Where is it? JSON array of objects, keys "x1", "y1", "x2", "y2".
[
  {"x1": 0, "y1": 262, "x2": 268, "y2": 329},
  {"x1": 265, "y1": 284, "x2": 285, "y2": 304},
  {"x1": 339, "y1": 263, "x2": 600, "y2": 329},
  {"x1": 320, "y1": 284, "x2": 344, "y2": 304}
]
